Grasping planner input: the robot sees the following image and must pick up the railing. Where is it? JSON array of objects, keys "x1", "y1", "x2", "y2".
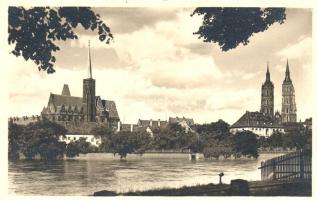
[{"x1": 259, "y1": 149, "x2": 311, "y2": 181}]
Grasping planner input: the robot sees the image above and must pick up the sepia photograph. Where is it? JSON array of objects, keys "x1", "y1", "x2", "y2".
[{"x1": 6, "y1": 4, "x2": 313, "y2": 197}]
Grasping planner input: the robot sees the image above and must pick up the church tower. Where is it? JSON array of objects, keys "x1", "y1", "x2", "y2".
[
  {"x1": 260, "y1": 62, "x2": 274, "y2": 118},
  {"x1": 281, "y1": 60, "x2": 297, "y2": 123},
  {"x1": 83, "y1": 41, "x2": 96, "y2": 122}
]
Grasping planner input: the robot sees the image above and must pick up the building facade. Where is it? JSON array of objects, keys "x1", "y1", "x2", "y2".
[
  {"x1": 230, "y1": 111, "x2": 284, "y2": 137},
  {"x1": 281, "y1": 60, "x2": 297, "y2": 123}
]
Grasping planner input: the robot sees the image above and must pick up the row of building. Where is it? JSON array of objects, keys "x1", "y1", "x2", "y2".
[{"x1": 9, "y1": 44, "x2": 311, "y2": 146}]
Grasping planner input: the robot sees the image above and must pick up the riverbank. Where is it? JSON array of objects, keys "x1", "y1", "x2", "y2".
[{"x1": 94, "y1": 179, "x2": 311, "y2": 196}]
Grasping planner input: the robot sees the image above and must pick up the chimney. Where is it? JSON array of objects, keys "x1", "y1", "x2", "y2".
[
  {"x1": 117, "y1": 121, "x2": 121, "y2": 132},
  {"x1": 158, "y1": 119, "x2": 160, "y2": 127},
  {"x1": 150, "y1": 119, "x2": 153, "y2": 127},
  {"x1": 130, "y1": 124, "x2": 133, "y2": 132}
]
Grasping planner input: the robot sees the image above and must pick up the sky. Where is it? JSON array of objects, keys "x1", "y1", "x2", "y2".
[{"x1": 7, "y1": 7, "x2": 312, "y2": 125}]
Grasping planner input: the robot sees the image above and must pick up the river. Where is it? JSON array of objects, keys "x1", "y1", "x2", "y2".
[{"x1": 8, "y1": 153, "x2": 283, "y2": 196}]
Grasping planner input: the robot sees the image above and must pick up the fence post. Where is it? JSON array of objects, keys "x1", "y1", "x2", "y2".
[
  {"x1": 300, "y1": 150, "x2": 304, "y2": 179},
  {"x1": 272, "y1": 159, "x2": 276, "y2": 180},
  {"x1": 260, "y1": 161, "x2": 264, "y2": 180}
]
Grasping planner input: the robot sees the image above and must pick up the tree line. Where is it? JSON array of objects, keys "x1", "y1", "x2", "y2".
[{"x1": 8, "y1": 119, "x2": 311, "y2": 161}]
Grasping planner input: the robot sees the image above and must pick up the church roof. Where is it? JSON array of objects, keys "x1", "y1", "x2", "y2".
[
  {"x1": 231, "y1": 111, "x2": 283, "y2": 129},
  {"x1": 50, "y1": 93, "x2": 83, "y2": 108},
  {"x1": 104, "y1": 100, "x2": 120, "y2": 120}
]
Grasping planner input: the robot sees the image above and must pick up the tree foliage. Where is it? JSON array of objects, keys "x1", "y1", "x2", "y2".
[
  {"x1": 108, "y1": 131, "x2": 152, "y2": 159},
  {"x1": 8, "y1": 119, "x2": 67, "y2": 160},
  {"x1": 258, "y1": 124, "x2": 312, "y2": 150},
  {"x1": 152, "y1": 123, "x2": 198, "y2": 151},
  {"x1": 65, "y1": 141, "x2": 81, "y2": 158},
  {"x1": 192, "y1": 8, "x2": 286, "y2": 51},
  {"x1": 65, "y1": 137, "x2": 98, "y2": 158},
  {"x1": 8, "y1": 7, "x2": 113, "y2": 73},
  {"x1": 232, "y1": 131, "x2": 259, "y2": 158},
  {"x1": 8, "y1": 122, "x2": 24, "y2": 160}
]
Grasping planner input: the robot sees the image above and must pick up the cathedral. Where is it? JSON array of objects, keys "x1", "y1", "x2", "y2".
[
  {"x1": 41, "y1": 42, "x2": 120, "y2": 128},
  {"x1": 230, "y1": 60, "x2": 297, "y2": 137}
]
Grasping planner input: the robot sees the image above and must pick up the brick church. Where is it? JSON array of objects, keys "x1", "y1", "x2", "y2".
[
  {"x1": 230, "y1": 60, "x2": 297, "y2": 137},
  {"x1": 41, "y1": 42, "x2": 120, "y2": 129}
]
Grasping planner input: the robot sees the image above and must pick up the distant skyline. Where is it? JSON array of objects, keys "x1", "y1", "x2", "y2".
[{"x1": 8, "y1": 8, "x2": 312, "y2": 124}]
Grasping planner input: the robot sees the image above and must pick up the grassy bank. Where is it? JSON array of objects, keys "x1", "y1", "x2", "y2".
[{"x1": 93, "y1": 179, "x2": 311, "y2": 196}]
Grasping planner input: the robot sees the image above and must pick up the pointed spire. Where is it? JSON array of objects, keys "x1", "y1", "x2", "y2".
[
  {"x1": 88, "y1": 40, "x2": 92, "y2": 79},
  {"x1": 265, "y1": 61, "x2": 271, "y2": 82},
  {"x1": 284, "y1": 59, "x2": 291, "y2": 82},
  {"x1": 286, "y1": 59, "x2": 290, "y2": 74}
]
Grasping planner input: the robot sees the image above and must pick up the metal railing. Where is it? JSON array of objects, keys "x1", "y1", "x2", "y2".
[{"x1": 259, "y1": 149, "x2": 311, "y2": 181}]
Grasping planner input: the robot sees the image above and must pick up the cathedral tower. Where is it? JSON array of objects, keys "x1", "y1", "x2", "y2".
[
  {"x1": 260, "y1": 62, "x2": 274, "y2": 118},
  {"x1": 83, "y1": 41, "x2": 96, "y2": 122},
  {"x1": 281, "y1": 60, "x2": 296, "y2": 123}
]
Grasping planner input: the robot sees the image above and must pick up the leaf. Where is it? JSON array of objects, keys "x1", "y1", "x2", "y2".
[
  {"x1": 192, "y1": 7, "x2": 286, "y2": 51},
  {"x1": 8, "y1": 7, "x2": 113, "y2": 74}
]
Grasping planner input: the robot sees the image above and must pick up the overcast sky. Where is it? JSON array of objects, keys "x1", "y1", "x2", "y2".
[{"x1": 8, "y1": 7, "x2": 312, "y2": 124}]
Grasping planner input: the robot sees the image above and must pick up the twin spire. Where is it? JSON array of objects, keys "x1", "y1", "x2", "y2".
[
  {"x1": 265, "y1": 59, "x2": 291, "y2": 83},
  {"x1": 88, "y1": 40, "x2": 93, "y2": 79}
]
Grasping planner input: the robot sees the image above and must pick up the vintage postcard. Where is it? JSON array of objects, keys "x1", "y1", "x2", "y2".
[{"x1": 3, "y1": 0, "x2": 315, "y2": 198}]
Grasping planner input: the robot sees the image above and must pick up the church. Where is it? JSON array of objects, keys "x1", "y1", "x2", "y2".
[
  {"x1": 41, "y1": 42, "x2": 120, "y2": 131},
  {"x1": 230, "y1": 60, "x2": 297, "y2": 137}
]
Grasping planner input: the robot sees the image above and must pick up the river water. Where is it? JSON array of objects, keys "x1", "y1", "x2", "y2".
[{"x1": 8, "y1": 153, "x2": 282, "y2": 196}]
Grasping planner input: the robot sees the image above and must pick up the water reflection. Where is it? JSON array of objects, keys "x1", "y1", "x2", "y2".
[{"x1": 9, "y1": 153, "x2": 282, "y2": 196}]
